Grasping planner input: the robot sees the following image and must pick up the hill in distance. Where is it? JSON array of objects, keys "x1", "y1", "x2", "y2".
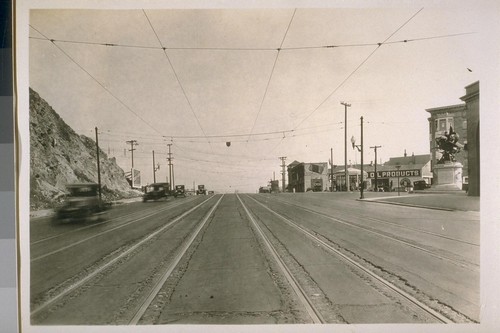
[{"x1": 29, "y1": 88, "x2": 141, "y2": 210}]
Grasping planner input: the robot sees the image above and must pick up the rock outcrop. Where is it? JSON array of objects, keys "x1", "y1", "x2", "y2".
[{"x1": 29, "y1": 88, "x2": 140, "y2": 210}]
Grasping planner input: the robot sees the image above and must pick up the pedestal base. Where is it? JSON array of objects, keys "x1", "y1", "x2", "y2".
[{"x1": 432, "y1": 162, "x2": 463, "y2": 191}]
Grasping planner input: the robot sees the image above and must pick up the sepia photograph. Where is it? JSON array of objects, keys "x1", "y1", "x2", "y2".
[{"x1": 16, "y1": 0, "x2": 499, "y2": 332}]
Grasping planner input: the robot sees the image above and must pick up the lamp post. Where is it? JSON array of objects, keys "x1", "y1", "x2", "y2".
[
  {"x1": 350, "y1": 117, "x2": 364, "y2": 199},
  {"x1": 152, "y1": 150, "x2": 160, "y2": 184},
  {"x1": 395, "y1": 164, "x2": 401, "y2": 196},
  {"x1": 370, "y1": 145, "x2": 381, "y2": 191},
  {"x1": 341, "y1": 102, "x2": 351, "y2": 191}
]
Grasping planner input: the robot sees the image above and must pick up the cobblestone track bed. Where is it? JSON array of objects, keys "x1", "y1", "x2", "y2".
[
  {"x1": 30, "y1": 197, "x2": 201, "y2": 256},
  {"x1": 242, "y1": 195, "x2": 436, "y2": 323},
  {"x1": 140, "y1": 195, "x2": 311, "y2": 324},
  {"x1": 240, "y1": 195, "x2": 348, "y2": 324},
  {"x1": 30, "y1": 197, "x2": 216, "y2": 323},
  {"x1": 263, "y1": 195, "x2": 478, "y2": 270},
  {"x1": 30, "y1": 197, "x2": 213, "y2": 301},
  {"x1": 246, "y1": 194, "x2": 477, "y2": 324}
]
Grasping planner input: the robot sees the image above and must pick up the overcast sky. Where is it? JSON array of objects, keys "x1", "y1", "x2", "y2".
[{"x1": 27, "y1": 3, "x2": 492, "y2": 193}]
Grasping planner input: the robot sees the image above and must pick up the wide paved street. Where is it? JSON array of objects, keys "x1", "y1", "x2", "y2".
[{"x1": 29, "y1": 192, "x2": 479, "y2": 325}]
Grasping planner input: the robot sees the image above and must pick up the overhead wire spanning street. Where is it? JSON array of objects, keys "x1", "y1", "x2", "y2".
[{"x1": 28, "y1": 8, "x2": 482, "y2": 190}]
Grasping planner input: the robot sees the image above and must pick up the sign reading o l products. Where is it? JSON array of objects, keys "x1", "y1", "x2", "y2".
[{"x1": 368, "y1": 169, "x2": 421, "y2": 178}]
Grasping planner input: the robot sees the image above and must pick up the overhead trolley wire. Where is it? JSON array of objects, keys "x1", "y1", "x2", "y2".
[
  {"x1": 30, "y1": 8, "x2": 467, "y2": 155},
  {"x1": 29, "y1": 25, "x2": 165, "y2": 137},
  {"x1": 290, "y1": 8, "x2": 425, "y2": 133},
  {"x1": 142, "y1": 10, "x2": 212, "y2": 149},
  {"x1": 246, "y1": 8, "x2": 296, "y2": 143},
  {"x1": 29, "y1": 32, "x2": 476, "y2": 51}
]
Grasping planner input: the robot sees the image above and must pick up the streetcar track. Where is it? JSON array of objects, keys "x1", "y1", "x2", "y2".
[
  {"x1": 31, "y1": 197, "x2": 198, "y2": 245},
  {"x1": 268, "y1": 195, "x2": 478, "y2": 246},
  {"x1": 236, "y1": 194, "x2": 324, "y2": 324},
  {"x1": 31, "y1": 197, "x2": 206, "y2": 262},
  {"x1": 244, "y1": 194, "x2": 454, "y2": 323},
  {"x1": 30, "y1": 195, "x2": 218, "y2": 317},
  {"x1": 254, "y1": 195, "x2": 478, "y2": 270},
  {"x1": 128, "y1": 194, "x2": 224, "y2": 324}
]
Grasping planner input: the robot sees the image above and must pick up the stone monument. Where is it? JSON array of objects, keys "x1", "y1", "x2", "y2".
[{"x1": 433, "y1": 126, "x2": 464, "y2": 190}]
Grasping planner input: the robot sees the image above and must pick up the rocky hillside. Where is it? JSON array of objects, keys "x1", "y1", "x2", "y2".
[{"x1": 30, "y1": 88, "x2": 141, "y2": 210}]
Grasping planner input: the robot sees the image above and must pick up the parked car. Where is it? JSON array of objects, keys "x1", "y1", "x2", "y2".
[{"x1": 413, "y1": 180, "x2": 431, "y2": 190}]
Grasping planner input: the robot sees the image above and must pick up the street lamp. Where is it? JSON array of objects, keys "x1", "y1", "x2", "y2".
[
  {"x1": 341, "y1": 102, "x2": 351, "y2": 191},
  {"x1": 395, "y1": 164, "x2": 401, "y2": 196},
  {"x1": 350, "y1": 117, "x2": 364, "y2": 199}
]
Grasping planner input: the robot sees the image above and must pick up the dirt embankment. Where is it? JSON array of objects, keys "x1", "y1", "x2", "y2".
[{"x1": 29, "y1": 88, "x2": 141, "y2": 210}]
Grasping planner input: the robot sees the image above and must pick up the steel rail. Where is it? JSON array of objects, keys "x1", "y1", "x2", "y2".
[
  {"x1": 30, "y1": 195, "x2": 217, "y2": 317},
  {"x1": 237, "y1": 194, "x2": 324, "y2": 324},
  {"x1": 270, "y1": 195, "x2": 478, "y2": 246},
  {"x1": 31, "y1": 198, "x2": 197, "y2": 245},
  {"x1": 256, "y1": 195, "x2": 478, "y2": 270},
  {"x1": 246, "y1": 194, "x2": 454, "y2": 323},
  {"x1": 128, "y1": 194, "x2": 225, "y2": 324},
  {"x1": 31, "y1": 197, "x2": 204, "y2": 262}
]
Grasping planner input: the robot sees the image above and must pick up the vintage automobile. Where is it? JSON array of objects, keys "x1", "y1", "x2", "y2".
[
  {"x1": 196, "y1": 184, "x2": 206, "y2": 195},
  {"x1": 174, "y1": 184, "x2": 186, "y2": 198},
  {"x1": 55, "y1": 183, "x2": 107, "y2": 222},
  {"x1": 413, "y1": 180, "x2": 431, "y2": 190},
  {"x1": 143, "y1": 182, "x2": 169, "y2": 202}
]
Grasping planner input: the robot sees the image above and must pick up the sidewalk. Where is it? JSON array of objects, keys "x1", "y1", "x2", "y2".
[{"x1": 360, "y1": 191, "x2": 479, "y2": 212}]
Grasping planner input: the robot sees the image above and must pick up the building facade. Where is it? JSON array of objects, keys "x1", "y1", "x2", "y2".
[
  {"x1": 426, "y1": 104, "x2": 468, "y2": 182},
  {"x1": 330, "y1": 153, "x2": 432, "y2": 192},
  {"x1": 287, "y1": 161, "x2": 329, "y2": 192},
  {"x1": 426, "y1": 81, "x2": 479, "y2": 195},
  {"x1": 460, "y1": 81, "x2": 480, "y2": 196}
]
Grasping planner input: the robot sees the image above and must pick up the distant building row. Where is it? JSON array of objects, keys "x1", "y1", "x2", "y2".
[{"x1": 284, "y1": 81, "x2": 479, "y2": 195}]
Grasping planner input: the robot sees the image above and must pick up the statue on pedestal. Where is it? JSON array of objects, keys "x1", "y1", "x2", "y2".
[{"x1": 435, "y1": 126, "x2": 464, "y2": 164}]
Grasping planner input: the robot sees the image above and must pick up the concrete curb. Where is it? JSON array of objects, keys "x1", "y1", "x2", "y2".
[{"x1": 357, "y1": 198, "x2": 455, "y2": 211}]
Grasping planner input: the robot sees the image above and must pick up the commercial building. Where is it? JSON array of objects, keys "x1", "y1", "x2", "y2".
[
  {"x1": 287, "y1": 161, "x2": 329, "y2": 192},
  {"x1": 331, "y1": 153, "x2": 432, "y2": 192}
]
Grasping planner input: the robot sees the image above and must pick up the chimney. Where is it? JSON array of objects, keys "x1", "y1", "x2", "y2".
[{"x1": 404, "y1": 149, "x2": 407, "y2": 157}]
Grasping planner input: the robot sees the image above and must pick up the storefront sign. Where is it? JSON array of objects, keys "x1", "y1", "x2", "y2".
[{"x1": 368, "y1": 169, "x2": 420, "y2": 178}]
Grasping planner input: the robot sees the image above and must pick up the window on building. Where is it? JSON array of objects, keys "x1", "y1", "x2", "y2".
[
  {"x1": 462, "y1": 120, "x2": 467, "y2": 130},
  {"x1": 435, "y1": 117, "x2": 454, "y2": 134}
]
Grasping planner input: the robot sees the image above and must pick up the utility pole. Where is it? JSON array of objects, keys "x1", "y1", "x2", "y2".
[
  {"x1": 126, "y1": 140, "x2": 138, "y2": 188},
  {"x1": 167, "y1": 143, "x2": 173, "y2": 192},
  {"x1": 351, "y1": 117, "x2": 364, "y2": 199},
  {"x1": 330, "y1": 148, "x2": 334, "y2": 192},
  {"x1": 152, "y1": 150, "x2": 160, "y2": 184},
  {"x1": 279, "y1": 156, "x2": 287, "y2": 193},
  {"x1": 360, "y1": 116, "x2": 364, "y2": 199},
  {"x1": 370, "y1": 145, "x2": 382, "y2": 191},
  {"x1": 95, "y1": 127, "x2": 102, "y2": 201},
  {"x1": 172, "y1": 164, "x2": 175, "y2": 189},
  {"x1": 341, "y1": 102, "x2": 351, "y2": 191}
]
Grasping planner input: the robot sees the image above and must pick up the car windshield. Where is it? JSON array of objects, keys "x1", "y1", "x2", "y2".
[{"x1": 68, "y1": 186, "x2": 98, "y2": 197}]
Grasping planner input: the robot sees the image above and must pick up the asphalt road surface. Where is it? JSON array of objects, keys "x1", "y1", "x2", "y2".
[{"x1": 29, "y1": 192, "x2": 479, "y2": 325}]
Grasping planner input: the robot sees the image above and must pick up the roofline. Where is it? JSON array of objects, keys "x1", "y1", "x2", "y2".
[{"x1": 425, "y1": 103, "x2": 465, "y2": 113}]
